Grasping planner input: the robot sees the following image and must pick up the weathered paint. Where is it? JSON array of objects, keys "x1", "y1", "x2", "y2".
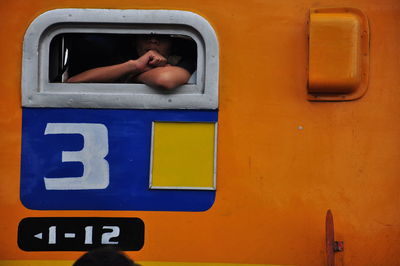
[{"x1": 0, "y1": 0, "x2": 400, "y2": 265}]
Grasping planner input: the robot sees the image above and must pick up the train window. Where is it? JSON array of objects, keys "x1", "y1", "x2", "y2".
[
  {"x1": 49, "y1": 33, "x2": 198, "y2": 85},
  {"x1": 22, "y1": 9, "x2": 219, "y2": 109}
]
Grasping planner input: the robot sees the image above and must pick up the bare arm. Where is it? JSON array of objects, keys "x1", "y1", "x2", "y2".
[
  {"x1": 67, "y1": 50, "x2": 167, "y2": 83},
  {"x1": 134, "y1": 65, "x2": 191, "y2": 90},
  {"x1": 67, "y1": 60, "x2": 139, "y2": 83}
]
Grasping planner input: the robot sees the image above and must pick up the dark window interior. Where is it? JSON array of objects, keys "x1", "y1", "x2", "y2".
[{"x1": 49, "y1": 33, "x2": 197, "y2": 83}]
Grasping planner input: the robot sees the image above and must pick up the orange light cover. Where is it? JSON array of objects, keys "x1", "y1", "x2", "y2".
[{"x1": 308, "y1": 8, "x2": 369, "y2": 101}]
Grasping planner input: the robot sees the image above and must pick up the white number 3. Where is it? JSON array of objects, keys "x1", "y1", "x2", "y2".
[{"x1": 44, "y1": 123, "x2": 110, "y2": 190}]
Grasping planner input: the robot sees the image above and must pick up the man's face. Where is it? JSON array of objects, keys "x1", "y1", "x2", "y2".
[{"x1": 135, "y1": 35, "x2": 172, "y2": 57}]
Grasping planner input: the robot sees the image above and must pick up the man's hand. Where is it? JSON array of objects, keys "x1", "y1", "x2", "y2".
[
  {"x1": 134, "y1": 50, "x2": 167, "y2": 73},
  {"x1": 67, "y1": 50, "x2": 171, "y2": 84}
]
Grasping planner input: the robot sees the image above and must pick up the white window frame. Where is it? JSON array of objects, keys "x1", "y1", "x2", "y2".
[{"x1": 22, "y1": 9, "x2": 219, "y2": 109}]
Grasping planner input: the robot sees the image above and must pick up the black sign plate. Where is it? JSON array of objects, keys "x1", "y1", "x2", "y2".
[{"x1": 18, "y1": 217, "x2": 144, "y2": 251}]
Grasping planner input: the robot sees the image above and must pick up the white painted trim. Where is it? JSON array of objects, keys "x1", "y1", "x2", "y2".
[{"x1": 22, "y1": 9, "x2": 219, "y2": 109}]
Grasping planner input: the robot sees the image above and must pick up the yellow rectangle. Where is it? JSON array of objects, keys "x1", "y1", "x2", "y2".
[{"x1": 150, "y1": 122, "x2": 216, "y2": 189}]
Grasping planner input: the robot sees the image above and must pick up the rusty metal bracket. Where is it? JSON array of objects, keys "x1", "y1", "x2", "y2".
[
  {"x1": 334, "y1": 241, "x2": 344, "y2": 252},
  {"x1": 326, "y1": 210, "x2": 344, "y2": 266}
]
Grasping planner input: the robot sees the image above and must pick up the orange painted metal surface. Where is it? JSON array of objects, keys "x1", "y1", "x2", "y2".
[
  {"x1": 0, "y1": 0, "x2": 400, "y2": 265},
  {"x1": 308, "y1": 8, "x2": 370, "y2": 101}
]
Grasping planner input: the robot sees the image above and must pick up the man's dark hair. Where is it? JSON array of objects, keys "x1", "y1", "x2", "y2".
[{"x1": 73, "y1": 247, "x2": 139, "y2": 266}]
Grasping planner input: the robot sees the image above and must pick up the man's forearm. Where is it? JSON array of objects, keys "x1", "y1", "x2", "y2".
[
  {"x1": 67, "y1": 60, "x2": 141, "y2": 83},
  {"x1": 135, "y1": 66, "x2": 190, "y2": 90}
]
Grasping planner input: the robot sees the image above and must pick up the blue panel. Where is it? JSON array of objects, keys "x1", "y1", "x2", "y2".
[{"x1": 20, "y1": 108, "x2": 217, "y2": 211}]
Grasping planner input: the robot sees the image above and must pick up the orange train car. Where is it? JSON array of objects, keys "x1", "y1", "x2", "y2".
[{"x1": 0, "y1": 0, "x2": 400, "y2": 265}]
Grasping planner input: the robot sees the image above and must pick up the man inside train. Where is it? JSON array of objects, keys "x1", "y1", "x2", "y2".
[{"x1": 66, "y1": 34, "x2": 196, "y2": 90}]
